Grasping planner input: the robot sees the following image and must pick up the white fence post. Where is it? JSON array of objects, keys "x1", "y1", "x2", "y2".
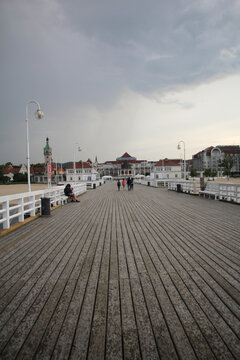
[
  {"x1": 29, "y1": 195, "x2": 35, "y2": 216},
  {"x1": 18, "y1": 198, "x2": 24, "y2": 222},
  {"x1": 2, "y1": 201, "x2": 10, "y2": 229}
]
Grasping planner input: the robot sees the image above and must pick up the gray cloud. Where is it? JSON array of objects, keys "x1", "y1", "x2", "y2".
[{"x1": 1, "y1": 0, "x2": 240, "y2": 163}]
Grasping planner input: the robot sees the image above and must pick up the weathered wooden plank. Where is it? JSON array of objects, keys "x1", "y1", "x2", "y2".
[
  {"x1": 87, "y1": 200, "x2": 112, "y2": 359},
  {"x1": 119, "y1": 201, "x2": 160, "y2": 359},
  {"x1": 125, "y1": 189, "x2": 240, "y2": 358},
  {"x1": 0, "y1": 199, "x2": 99, "y2": 321},
  {"x1": 50, "y1": 200, "x2": 109, "y2": 359},
  {"x1": 115, "y1": 199, "x2": 141, "y2": 359},
  {"x1": 0, "y1": 198, "x2": 102, "y2": 357},
  {"x1": 68, "y1": 200, "x2": 109, "y2": 359},
  {"x1": 0, "y1": 183, "x2": 239, "y2": 360},
  {"x1": 17, "y1": 202, "x2": 105, "y2": 359},
  {"x1": 105, "y1": 199, "x2": 123, "y2": 360}
]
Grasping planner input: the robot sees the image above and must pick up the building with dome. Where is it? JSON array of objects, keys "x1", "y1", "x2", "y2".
[{"x1": 97, "y1": 152, "x2": 154, "y2": 178}]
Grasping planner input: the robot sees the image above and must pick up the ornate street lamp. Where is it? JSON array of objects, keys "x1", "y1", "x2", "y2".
[
  {"x1": 74, "y1": 144, "x2": 82, "y2": 184},
  {"x1": 25, "y1": 101, "x2": 44, "y2": 192}
]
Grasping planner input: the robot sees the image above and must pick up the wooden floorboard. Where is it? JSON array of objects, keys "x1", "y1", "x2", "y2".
[{"x1": 0, "y1": 183, "x2": 239, "y2": 359}]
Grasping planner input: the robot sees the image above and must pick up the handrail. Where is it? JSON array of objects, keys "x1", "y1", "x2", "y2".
[{"x1": 0, "y1": 183, "x2": 87, "y2": 230}]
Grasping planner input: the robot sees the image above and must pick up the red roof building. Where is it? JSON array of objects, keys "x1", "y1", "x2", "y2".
[
  {"x1": 66, "y1": 161, "x2": 99, "y2": 182},
  {"x1": 98, "y1": 152, "x2": 151, "y2": 177},
  {"x1": 192, "y1": 145, "x2": 240, "y2": 173},
  {"x1": 153, "y1": 159, "x2": 182, "y2": 180}
]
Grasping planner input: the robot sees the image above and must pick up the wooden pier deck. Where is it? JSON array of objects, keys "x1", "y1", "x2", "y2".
[{"x1": 0, "y1": 183, "x2": 240, "y2": 359}]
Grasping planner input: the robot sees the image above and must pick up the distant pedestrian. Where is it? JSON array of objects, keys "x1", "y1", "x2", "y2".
[
  {"x1": 122, "y1": 179, "x2": 126, "y2": 189},
  {"x1": 117, "y1": 179, "x2": 121, "y2": 191},
  {"x1": 131, "y1": 178, "x2": 134, "y2": 190},
  {"x1": 127, "y1": 177, "x2": 131, "y2": 191}
]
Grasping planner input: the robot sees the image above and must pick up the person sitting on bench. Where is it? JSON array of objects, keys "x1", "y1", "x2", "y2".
[{"x1": 64, "y1": 184, "x2": 79, "y2": 202}]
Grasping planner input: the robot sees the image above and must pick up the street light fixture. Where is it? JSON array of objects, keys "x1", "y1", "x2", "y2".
[
  {"x1": 73, "y1": 143, "x2": 82, "y2": 184},
  {"x1": 26, "y1": 101, "x2": 44, "y2": 192},
  {"x1": 177, "y1": 140, "x2": 186, "y2": 179}
]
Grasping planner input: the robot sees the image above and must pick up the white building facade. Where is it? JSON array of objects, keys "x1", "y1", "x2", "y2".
[
  {"x1": 66, "y1": 161, "x2": 100, "y2": 183},
  {"x1": 151, "y1": 159, "x2": 182, "y2": 179},
  {"x1": 192, "y1": 145, "x2": 240, "y2": 174},
  {"x1": 98, "y1": 152, "x2": 155, "y2": 178}
]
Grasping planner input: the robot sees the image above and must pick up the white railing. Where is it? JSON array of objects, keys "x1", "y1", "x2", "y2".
[
  {"x1": 135, "y1": 178, "x2": 200, "y2": 194},
  {"x1": 86, "y1": 180, "x2": 103, "y2": 189},
  {"x1": 168, "y1": 180, "x2": 201, "y2": 195},
  {"x1": 134, "y1": 177, "x2": 240, "y2": 204},
  {"x1": 219, "y1": 183, "x2": 240, "y2": 204},
  {"x1": 0, "y1": 183, "x2": 86, "y2": 230},
  {"x1": 134, "y1": 178, "x2": 168, "y2": 187}
]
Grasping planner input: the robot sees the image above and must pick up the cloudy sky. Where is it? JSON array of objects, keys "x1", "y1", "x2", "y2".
[{"x1": 1, "y1": 0, "x2": 240, "y2": 164}]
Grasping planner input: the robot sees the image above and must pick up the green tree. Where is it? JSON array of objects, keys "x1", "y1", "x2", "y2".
[
  {"x1": 31, "y1": 163, "x2": 44, "y2": 167},
  {"x1": 204, "y1": 168, "x2": 212, "y2": 178},
  {"x1": 211, "y1": 169, "x2": 217, "y2": 178},
  {"x1": 190, "y1": 169, "x2": 197, "y2": 177},
  {"x1": 13, "y1": 173, "x2": 28, "y2": 183},
  {"x1": 0, "y1": 171, "x2": 9, "y2": 184},
  {"x1": 219, "y1": 155, "x2": 236, "y2": 179}
]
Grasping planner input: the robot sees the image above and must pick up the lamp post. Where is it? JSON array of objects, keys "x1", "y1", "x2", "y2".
[
  {"x1": 73, "y1": 144, "x2": 82, "y2": 184},
  {"x1": 177, "y1": 140, "x2": 186, "y2": 179},
  {"x1": 25, "y1": 101, "x2": 44, "y2": 192},
  {"x1": 55, "y1": 161, "x2": 58, "y2": 184},
  {"x1": 61, "y1": 160, "x2": 63, "y2": 183}
]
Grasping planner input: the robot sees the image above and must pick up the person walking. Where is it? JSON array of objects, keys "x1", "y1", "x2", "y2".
[
  {"x1": 131, "y1": 177, "x2": 134, "y2": 190},
  {"x1": 117, "y1": 179, "x2": 121, "y2": 191},
  {"x1": 122, "y1": 179, "x2": 126, "y2": 189},
  {"x1": 127, "y1": 177, "x2": 131, "y2": 191}
]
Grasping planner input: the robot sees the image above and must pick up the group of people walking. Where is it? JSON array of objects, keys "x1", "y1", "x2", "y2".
[{"x1": 117, "y1": 177, "x2": 134, "y2": 191}]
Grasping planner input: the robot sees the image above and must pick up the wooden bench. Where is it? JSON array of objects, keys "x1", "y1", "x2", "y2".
[
  {"x1": 61, "y1": 195, "x2": 71, "y2": 204},
  {"x1": 199, "y1": 182, "x2": 220, "y2": 200}
]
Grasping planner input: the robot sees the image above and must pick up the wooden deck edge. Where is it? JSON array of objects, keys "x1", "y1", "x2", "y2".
[{"x1": 0, "y1": 204, "x2": 62, "y2": 238}]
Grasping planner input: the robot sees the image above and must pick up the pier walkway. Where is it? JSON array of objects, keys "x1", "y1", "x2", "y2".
[{"x1": 0, "y1": 183, "x2": 240, "y2": 359}]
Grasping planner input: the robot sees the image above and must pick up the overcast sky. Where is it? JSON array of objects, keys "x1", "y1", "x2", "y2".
[{"x1": 1, "y1": 0, "x2": 240, "y2": 164}]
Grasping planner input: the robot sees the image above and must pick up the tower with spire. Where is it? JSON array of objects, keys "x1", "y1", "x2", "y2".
[{"x1": 44, "y1": 137, "x2": 52, "y2": 173}]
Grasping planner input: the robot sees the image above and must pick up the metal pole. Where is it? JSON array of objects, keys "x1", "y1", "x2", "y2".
[
  {"x1": 49, "y1": 158, "x2": 52, "y2": 188},
  {"x1": 177, "y1": 140, "x2": 186, "y2": 179},
  {"x1": 74, "y1": 146, "x2": 76, "y2": 185},
  {"x1": 25, "y1": 100, "x2": 42, "y2": 193},
  {"x1": 56, "y1": 161, "x2": 57, "y2": 184},
  {"x1": 183, "y1": 142, "x2": 186, "y2": 180},
  {"x1": 26, "y1": 105, "x2": 31, "y2": 193}
]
